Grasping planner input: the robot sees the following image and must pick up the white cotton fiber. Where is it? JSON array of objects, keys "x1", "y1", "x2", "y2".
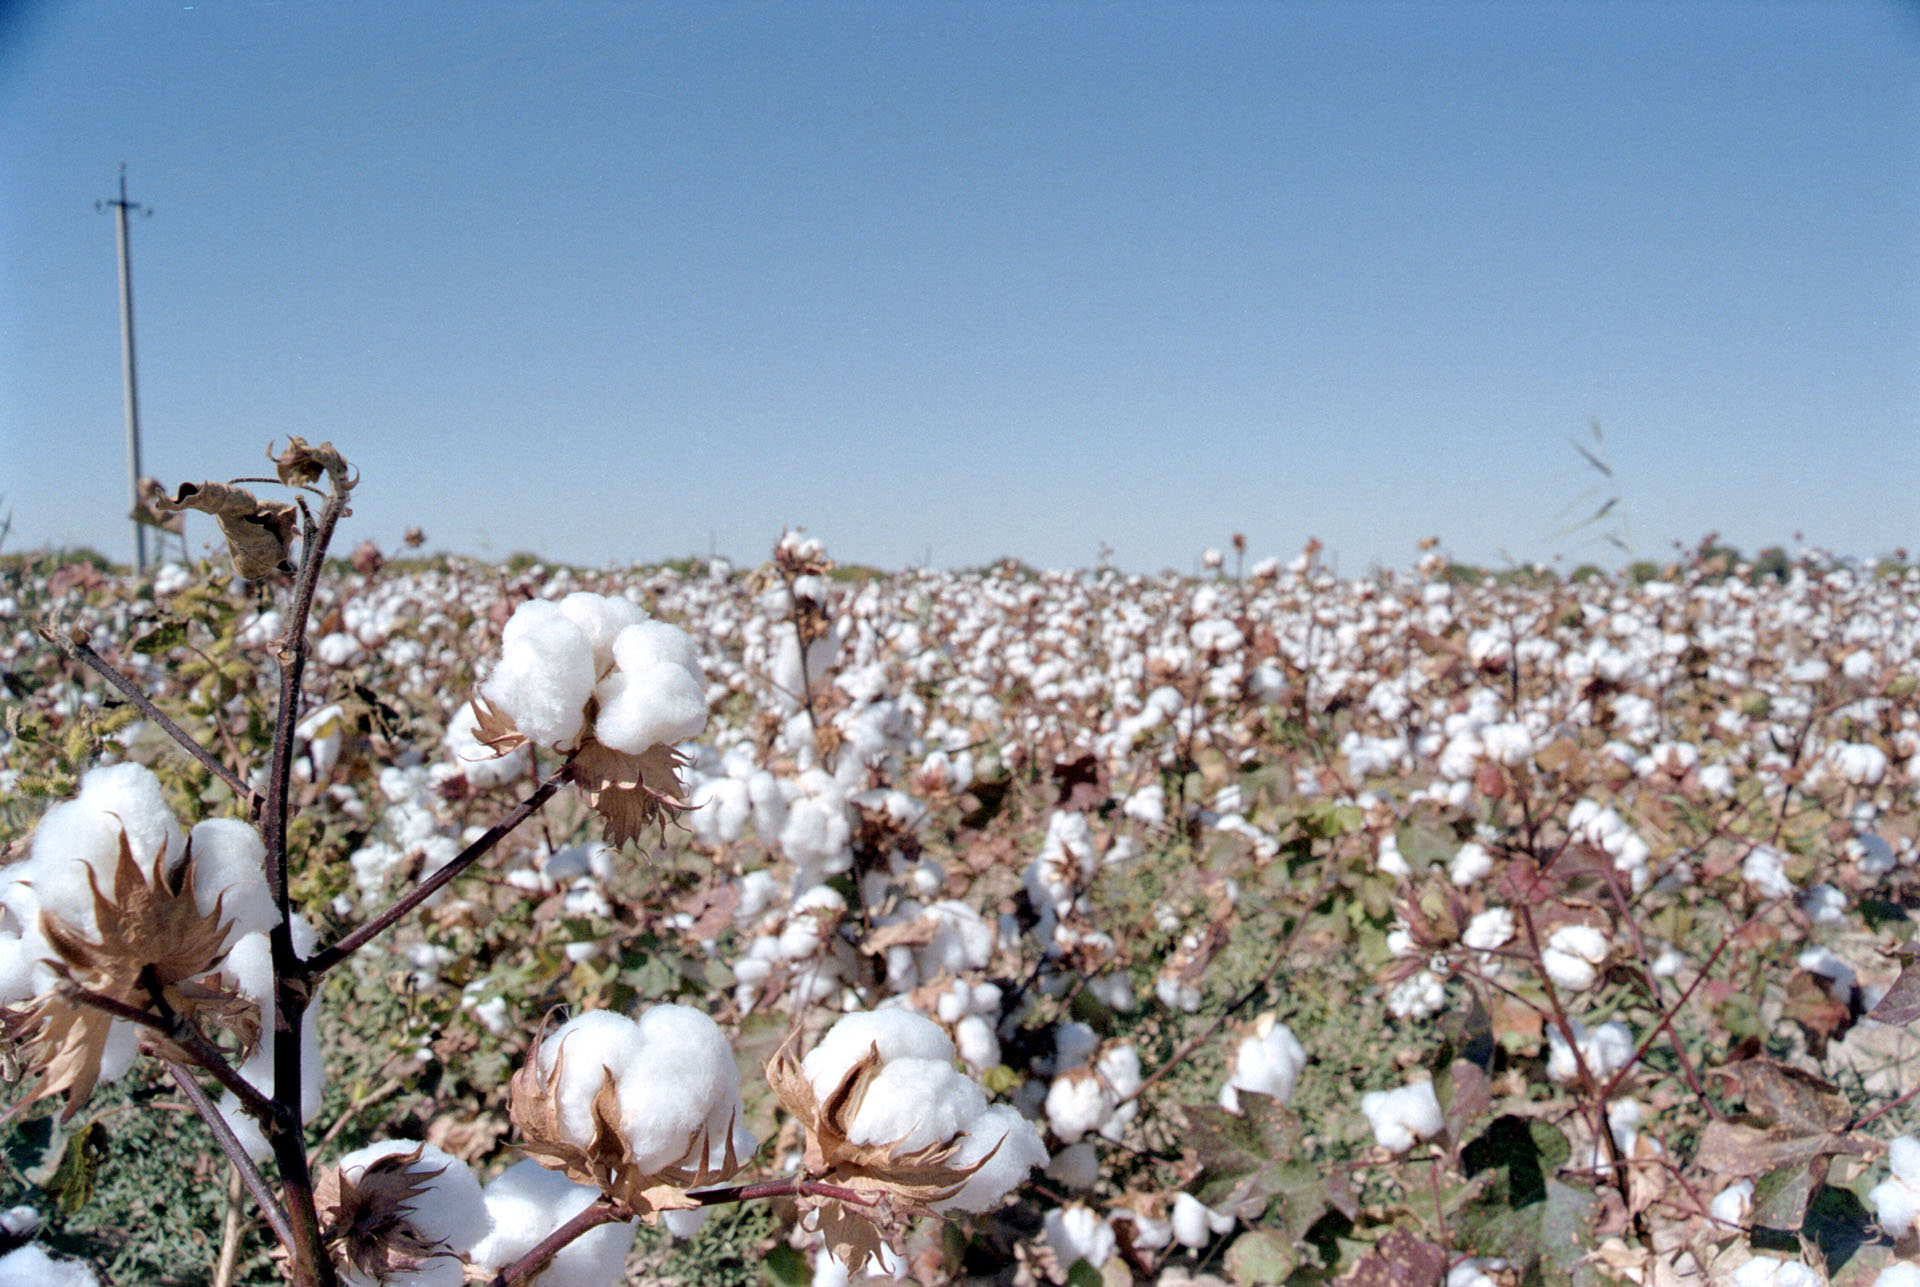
[
  {"x1": 29, "y1": 764, "x2": 186, "y2": 934},
  {"x1": 1542, "y1": 924, "x2": 1610, "y2": 992},
  {"x1": 540, "y1": 1011, "x2": 648, "y2": 1148},
  {"x1": 1218, "y1": 1016, "x2": 1307, "y2": 1112},
  {"x1": 1045, "y1": 1071, "x2": 1112, "y2": 1143},
  {"x1": 613, "y1": 1003, "x2": 752, "y2": 1173},
  {"x1": 593, "y1": 661, "x2": 707, "y2": 754},
  {"x1": 483, "y1": 602, "x2": 597, "y2": 749},
  {"x1": 1360, "y1": 1080, "x2": 1445, "y2": 1153},
  {"x1": 188, "y1": 818, "x2": 276, "y2": 939},
  {"x1": 1171, "y1": 1192, "x2": 1234, "y2": 1248},
  {"x1": 610, "y1": 620, "x2": 704, "y2": 681},
  {"x1": 467, "y1": 1158, "x2": 636, "y2": 1287},
  {"x1": 954, "y1": 1015, "x2": 1000, "y2": 1070},
  {"x1": 934, "y1": 1104, "x2": 1048, "y2": 1213},
  {"x1": 1042, "y1": 1205, "x2": 1114, "y2": 1271},
  {"x1": 846, "y1": 1058, "x2": 986, "y2": 1155},
  {"x1": 1868, "y1": 1133, "x2": 1920, "y2": 1237},
  {"x1": 557, "y1": 592, "x2": 647, "y2": 674},
  {"x1": 0, "y1": 1244, "x2": 103, "y2": 1287},
  {"x1": 802, "y1": 1010, "x2": 955, "y2": 1100},
  {"x1": 444, "y1": 701, "x2": 531, "y2": 787}
]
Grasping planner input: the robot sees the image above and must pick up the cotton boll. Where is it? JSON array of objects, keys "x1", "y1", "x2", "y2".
[
  {"x1": 1042, "y1": 1204, "x2": 1114, "y2": 1271},
  {"x1": 483, "y1": 603, "x2": 596, "y2": 749},
  {"x1": 689, "y1": 777, "x2": 751, "y2": 846},
  {"x1": 802, "y1": 1010, "x2": 954, "y2": 1100},
  {"x1": 1874, "y1": 1266, "x2": 1920, "y2": 1287},
  {"x1": 1742, "y1": 846, "x2": 1797, "y2": 899},
  {"x1": 1360, "y1": 1081, "x2": 1445, "y2": 1153},
  {"x1": 1542, "y1": 924, "x2": 1610, "y2": 992},
  {"x1": 1450, "y1": 841, "x2": 1495, "y2": 886},
  {"x1": 1709, "y1": 1179, "x2": 1754, "y2": 1227},
  {"x1": 444, "y1": 701, "x2": 531, "y2": 787},
  {"x1": 614, "y1": 1004, "x2": 752, "y2": 1173},
  {"x1": 1546, "y1": 1019, "x2": 1635, "y2": 1085},
  {"x1": 954, "y1": 1015, "x2": 1000, "y2": 1070},
  {"x1": 1170, "y1": 1191, "x2": 1235, "y2": 1248},
  {"x1": 1868, "y1": 1134, "x2": 1920, "y2": 1238},
  {"x1": 539, "y1": 1012, "x2": 647, "y2": 1148},
  {"x1": 187, "y1": 819, "x2": 276, "y2": 940},
  {"x1": 1045, "y1": 1070, "x2": 1112, "y2": 1143},
  {"x1": 593, "y1": 661, "x2": 707, "y2": 754},
  {"x1": 333, "y1": 1139, "x2": 489, "y2": 1259},
  {"x1": 1731, "y1": 1258, "x2": 1823, "y2": 1287},
  {"x1": 847, "y1": 1058, "x2": 986, "y2": 1155},
  {"x1": 1463, "y1": 908, "x2": 1515, "y2": 952},
  {"x1": 467, "y1": 1159, "x2": 637, "y2": 1287},
  {"x1": 1218, "y1": 1015, "x2": 1307, "y2": 1112}
]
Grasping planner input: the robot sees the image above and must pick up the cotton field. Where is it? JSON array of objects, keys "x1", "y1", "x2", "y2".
[{"x1": 1, "y1": 473, "x2": 1918, "y2": 1285}]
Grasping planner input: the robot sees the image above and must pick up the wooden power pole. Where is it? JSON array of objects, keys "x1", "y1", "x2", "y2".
[{"x1": 99, "y1": 165, "x2": 149, "y2": 574}]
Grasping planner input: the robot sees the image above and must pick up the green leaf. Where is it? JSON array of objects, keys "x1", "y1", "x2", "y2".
[
  {"x1": 45, "y1": 1120, "x2": 110, "y2": 1216},
  {"x1": 763, "y1": 1243, "x2": 810, "y2": 1287},
  {"x1": 1065, "y1": 1259, "x2": 1104, "y2": 1287},
  {"x1": 1453, "y1": 1116, "x2": 1594, "y2": 1281},
  {"x1": 1224, "y1": 1229, "x2": 1297, "y2": 1284},
  {"x1": 131, "y1": 619, "x2": 188, "y2": 654}
]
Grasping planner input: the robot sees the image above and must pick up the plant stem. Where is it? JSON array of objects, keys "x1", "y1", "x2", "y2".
[{"x1": 304, "y1": 766, "x2": 568, "y2": 977}]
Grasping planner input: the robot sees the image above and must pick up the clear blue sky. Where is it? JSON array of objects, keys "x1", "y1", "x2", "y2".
[{"x1": 3, "y1": 1, "x2": 1915, "y2": 574}]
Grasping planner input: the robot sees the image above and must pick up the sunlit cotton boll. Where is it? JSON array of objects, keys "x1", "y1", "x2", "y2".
[
  {"x1": 1449, "y1": 841, "x2": 1495, "y2": 886},
  {"x1": 1171, "y1": 1192, "x2": 1234, "y2": 1248},
  {"x1": 0, "y1": 1245, "x2": 103, "y2": 1287},
  {"x1": 1218, "y1": 1014, "x2": 1307, "y2": 1112},
  {"x1": 612, "y1": 1005, "x2": 757, "y2": 1173},
  {"x1": 331, "y1": 1140, "x2": 488, "y2": 1287},
  {"x1": 482, "y1": 600, "x2": 597, "y2": 749},
  {"x1": 1867, "y1": 1134, "x2": 1920, "y2": 1238},
  {"x1": 800, "y1": 1009, "x2": 955, "y2": 1101},
  {"x1": 27, "y1": 762, "x2": 187, "y2": 935},
  {"x1": 1731, "y1": 1257, "x2": 1823, "y2": 1287},
  {"x1": 931, "y1": 1104, "x2": 1048, "y2": 1213},
  {"x1": 467, "y1": 1158, "x2": 637, "y2": 1287},
  {"x1": 1360, "y1": 1081, "x2": 1445, "y2": 1153},
  {"x1": 846, "y1": 1057, "x2": 987, "y2": 1155},
  {"x1": 1542, "y1": 924, "x2": 1611, "y2": 991},
  {"x1": 1710, "y1": 1178, "x2": 1754, "y2": 1228},
  {"x1": 594, "y1": 621, "x2": 708, "y2": 754},
  {"x1": 1741, "y1": 845, "x2": 1797, "y2": 899},
  {"x1": 1547, "y1": 1019, "x2": 1635, "y2": 1085},
  {"x1": 1043, "y1": 1204, "x2": 1115, "y2": 1271},
  {"x1": 444, "y1": 701, "x2": 531, "y2": 788}
]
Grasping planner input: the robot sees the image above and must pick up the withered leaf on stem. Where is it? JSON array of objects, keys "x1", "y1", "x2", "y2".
[
  {"x1": 270, "y1": 436, "x2": 351, "y2": 491},
  {"x1": 154, "y1": 480, "x2": 298, "y2": 580}
]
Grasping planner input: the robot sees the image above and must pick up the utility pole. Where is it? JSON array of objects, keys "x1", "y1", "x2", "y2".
[{"x1": 98, "y1": 165, "x2": 149, "y2": 574}]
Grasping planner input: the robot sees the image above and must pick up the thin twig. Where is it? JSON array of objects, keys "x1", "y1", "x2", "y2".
[
  {"x1": 162, "y1": 1059, "x2": 294, "y2": 1249},
  {"x1": 42, "y1": 628, "x2": 263, "y2": 815},
  {"x1": 305, "y1": 766, "x2": 568, "y2": 977}
]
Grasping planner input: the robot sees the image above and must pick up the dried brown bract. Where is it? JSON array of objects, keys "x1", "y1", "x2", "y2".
[
  {"x1": 314, "y1": 1144, "x2": 455, "y2": 1281},
  {"x1": 154, "y1": 480, "x2": 299, "y2": 580}
]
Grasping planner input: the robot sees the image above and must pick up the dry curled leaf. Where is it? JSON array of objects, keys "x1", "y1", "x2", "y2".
[
  {"x1": 154, "y1": 480, "x2": 298, "y2": 580},
  {"x1": 271, "y1": 436, "x2": 351, "y2": 490}
]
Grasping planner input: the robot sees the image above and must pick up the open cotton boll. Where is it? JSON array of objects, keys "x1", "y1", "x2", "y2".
[
  {"x1": 28, "y1": 764, "x2": 187, "y2": 933},
  {"x1": 1731, "y1": 1258, "x2": 1823, "y2": 1287},
  {"x1": 1547, "y1": 1019, "x2": 1635, "y2": 1085},
  {"x1": 468, "y1": 1159, "x2": 636, "y2": 1287},
  {"x1": 1218, "y1": 1015, "x2": 1307, "y2": 1112},
  {"x1": 1171, "y1": 1192, "x2": 1234, "y2": 1248},
  {"x1": 846, "y1": 1057, "x2": 986, "y2": 1155},
  {"x1": 610, "y1": 619, "x2": 704, "y2": 682},
  {"x1": 1043, "y1": 1204, "x2": 1115, "y2": 1271},
  {"x1": 613, "y1": 1004, "x2": 753, "y2": 1173},
  {"x1": 1542, "y1": 924, "x2": 1611, "y2": 991},
  {"x1": 801, "y1": 1010, "x2": 954, "y2": 1100},
  {"x1": 483, "y1": 603, "x2": 597, "y2": 749},
  {"x1": 538, "y1": 1011, "x2": 649, "y2": 1148},
  {"x1": 954, "y1": 1015, "x2": 1000, "y2": 1070},
  {"x1": 1045, "y1": 1141, "x2": 1100, "y2": 1189},
  {"x1": 333, "y1": 1139, "x2": 489, "y2": 1268},
  {"x1": 1868, "y1": 1134, "x2": 1920, "y2": 1237},
  {"x1": 187, "y1": 818, "x2": 276, "y2": 940},
  {"x1": 1710, "y1": 1178, "x2": 1754, "y2": 1227},
  {"x1": 1045, "y1": 1070, "x2": 1113, "y2": 1143},
  {"x1": 1874, "y1": 1266, "x2": 1920, "y2": 1287},
  {"x1": 1360, "y1": 1080, "x2": 1445, "y2": 1153},
  {"x1": 593, "y1": 659, "x2": 707, "y2": 755},
  {"x1": 1450, "y1": 841, "x2": 1495, "y2": 886}
]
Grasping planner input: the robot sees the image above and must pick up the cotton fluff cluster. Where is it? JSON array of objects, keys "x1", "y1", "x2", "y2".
[
  {"x1": 0, "y1": 1245, "x2": 102, "y2": 1287},
  {"x1": 1360, "y1": 1080, "x2": 1445, "y2": 1153},
  {"x1": 536, "y1": 1005, "x2": 757, "y2": 1175},
  {"x1": 1546, "y1": 1019, "x2": 1635, "y2": 1086},
  {"x1": 479, "y1": 593, "x2": 706, "y2": 755},
  {"x1": 1217, "y1": 1013, "x2": 1307, "y2": 1113},
  {"x1": 466, "y1": 1159, "x2": 638, "y2": 1287},
  {"x1": 1868, "y1": 1134, "x2": 1920, "y2": 1239},
  {"x1": 799, "y1": 1010, "x2": 1047, "y2": 1213},
  {"x1": 1044, "y1": 1044, "x2": 1140, "y2": 1144},
  {"x1": 1541, "y1": 924, "x2": 1611, "y2": 992},
  {"x1": 330, "y1": 1140, "x2": 488, "y2": 1287}
]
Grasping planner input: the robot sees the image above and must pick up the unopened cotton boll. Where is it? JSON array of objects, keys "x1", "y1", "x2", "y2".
[
  {"x1": 467, "y1": 1159, "x2": 637, "y2": 1287},
  {"x1": 1360, "y1": 1080, "x2": 1445, "y2": 1153}
]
